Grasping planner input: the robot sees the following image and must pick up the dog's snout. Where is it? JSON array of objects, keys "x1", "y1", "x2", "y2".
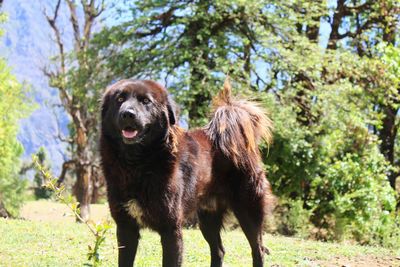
[{"x1": 121, "y1": 109, "x2": 136, "y2": 120}]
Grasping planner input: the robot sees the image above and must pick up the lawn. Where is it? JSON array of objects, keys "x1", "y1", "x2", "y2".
[{"x1": 0, "y1": 201, "x2": 399, "y2": 267}]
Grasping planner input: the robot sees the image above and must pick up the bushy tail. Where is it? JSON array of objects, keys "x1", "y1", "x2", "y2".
[{"x1": 205, "y1": 77, "x2": 273, "y2": 176}]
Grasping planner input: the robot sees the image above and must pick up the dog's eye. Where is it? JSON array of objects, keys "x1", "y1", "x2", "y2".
[
  {"x1": 143, "y1": 98, "x2": 150, "y2": 104},
  {"x1": 117, "y1": 97, "x2": 124, "y2": 103}
]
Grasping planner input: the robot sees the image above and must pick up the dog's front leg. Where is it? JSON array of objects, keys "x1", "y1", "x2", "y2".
[
  {"x1": 116, "y1": 222, "x2": 140, "y2": 267},
  {"x1": 160, "y1": 227, "x2": 183, "y2": 267}
]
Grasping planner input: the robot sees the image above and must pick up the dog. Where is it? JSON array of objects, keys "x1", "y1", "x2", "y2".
[{"x1": 100, "y1": 78, "x2": 274, "y2": 267}]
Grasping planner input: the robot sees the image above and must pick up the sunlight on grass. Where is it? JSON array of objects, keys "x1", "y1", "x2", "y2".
[{"x1": 0, "y1": 218, "x2": 398, "y2": 266}]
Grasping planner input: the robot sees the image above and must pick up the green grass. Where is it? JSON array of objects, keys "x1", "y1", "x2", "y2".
[{"x1": 0, "y1": 218, "x2": 398, "y2": 267}]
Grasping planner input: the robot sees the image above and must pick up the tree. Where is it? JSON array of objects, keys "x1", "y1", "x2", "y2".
[
  {"x1": 0, "y1": 50, "x2": 31, "y2": 217},
  {"x1": 92, "y1": 0, "x2": 400, "y2": 245},
  {"x1": 317, "y1": 0, "x2": 400, "y2": 190},
  {"x1": 0, "y1": 5, "x2": 30, "y2": 217},
  {"x1": 0, "y1": 0, "x2": 24, "y2": 217},
  {"x1": 43, "y1": 0, "x2": 106, "y2": 221},
  {"x1": 301, "y1": 0, "x2": 400, "y2": 190},
  {"x1": 261, "y1": 0, "x2": 400, "y2": 241},
  {"x1": 93, "y1": 0, "x2": 274, "y2": 126}
]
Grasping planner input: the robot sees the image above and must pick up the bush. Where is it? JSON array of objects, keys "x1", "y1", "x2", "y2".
[
  {"x1": 32, "y1": 148, "x2": 52, "y2": 200},
  {"x1": 273, "y1": 199, "x2": 313, "y2": 238},
  {"x1": 313, "y1": 151, "x2": 397, "y2": 244},
  {"x1": 0, "y1": 60, "x2": 31, "y2": 217},
  {"x1": 260, "y1": 79, "x2": 399, "y2": 247}
]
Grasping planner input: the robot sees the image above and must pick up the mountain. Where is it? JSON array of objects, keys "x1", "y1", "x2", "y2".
[{"x1": 0, "y1": 0, "x2": 74, "y2": 173}]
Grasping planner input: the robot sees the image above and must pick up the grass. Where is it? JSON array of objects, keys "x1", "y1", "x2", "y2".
[{"x1": 0, "y1": 201, "x2": 399, "y2": 267}]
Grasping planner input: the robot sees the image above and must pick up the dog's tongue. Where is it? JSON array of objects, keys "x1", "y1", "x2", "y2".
[{"x1": 122, "y1": 129, "x2": 138, "y2": 139}]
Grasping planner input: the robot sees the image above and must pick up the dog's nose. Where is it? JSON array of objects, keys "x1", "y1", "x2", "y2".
[{"x1": 121, "y1": 109, "x2": 136, "y2": 119}]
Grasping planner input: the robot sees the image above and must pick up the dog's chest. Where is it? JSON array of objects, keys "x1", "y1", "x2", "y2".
[
  {"x1": 125, "y1": 199, "x2": 146, "y2": 226},
  {"x1": 122, "y1": 179, "x2": 169, "y2": 228},
  {"x1": 118, "y1": 163, "x2": 179, "y2": 228}
]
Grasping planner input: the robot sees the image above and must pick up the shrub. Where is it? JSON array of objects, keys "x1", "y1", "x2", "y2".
[
  {"x1": 260, "y1": 82, "x2": 399, "y2": 247},
  {"x1": 273, "y1": 199, "x2": 313, "y2": 239},
  {"x1": 0, "y1": 60, "x2": 31, "y2": 217},
  {"x1": 32, "y1": 148, "x2": 52, "y2": 200}
]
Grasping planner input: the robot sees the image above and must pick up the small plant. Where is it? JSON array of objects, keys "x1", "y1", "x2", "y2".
[
  {"x1": 33, "y1": 155, "x2": 111, "y2": 267},
  {"x1": 33, "y1": 148, "x2": 52, "y2": 199}
]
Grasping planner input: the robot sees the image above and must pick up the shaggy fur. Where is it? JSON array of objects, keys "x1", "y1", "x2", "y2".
[
  {"x1": 205, "y1": 78, "x2": 273, "y2": 179},
  {"x1": 100, "y1": 78, "x2": 274, "y2": 267}
]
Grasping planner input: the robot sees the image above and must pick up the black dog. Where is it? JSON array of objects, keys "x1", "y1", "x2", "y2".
[{"x1": 100, "y1": 79, "x2": 274, "y2": 267}]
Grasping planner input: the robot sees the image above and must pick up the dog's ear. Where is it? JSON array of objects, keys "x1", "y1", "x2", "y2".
[{"x1": 167, "y1": 96, "x2": 177, "y2": 125}]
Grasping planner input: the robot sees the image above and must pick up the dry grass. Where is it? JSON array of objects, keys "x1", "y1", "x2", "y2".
[{"x1": 20, "y1": 200, "x2": 111, "y2": 222}]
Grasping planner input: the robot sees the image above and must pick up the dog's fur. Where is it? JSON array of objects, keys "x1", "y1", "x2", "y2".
[{"x1": 100, "y1": 78, "x2": 274, "y2": 267}]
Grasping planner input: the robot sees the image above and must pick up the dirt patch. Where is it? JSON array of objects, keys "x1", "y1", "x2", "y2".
[
  {"x1": 314, "y1": 255, "x2": 400, "y2": 267},
  {"x1": 20, "y1": 201, "x2": 111, "y2": 223}
]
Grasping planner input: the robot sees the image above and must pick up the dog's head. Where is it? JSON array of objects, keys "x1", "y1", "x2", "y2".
[{"x1": 101, "y1": 79, "x2": 176, "y2": 145}]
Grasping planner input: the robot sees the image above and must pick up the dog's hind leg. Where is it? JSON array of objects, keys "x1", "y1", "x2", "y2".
[
  {"x1": 232, "y1": 197, "x2": 266, "y2": 267},
  {"x1": 198, "y1": 209, "x2": 225, "y2": 267}
]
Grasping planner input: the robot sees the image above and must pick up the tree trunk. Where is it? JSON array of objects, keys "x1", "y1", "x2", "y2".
[
  {"x1": 90, "y1": 167, "x2": 105, "y2": 204},
  {"x1": 0, "y1": 201, "x2": 10, "y2": 218},
  {"x1": 74, "y1": 163, "x2": 92, "y2": 221},
  {"x1": 327, "y1": 0, "x2": 345, "y2": 50},
  {"x1": 378, "y1": 103, "x2": 398, "y2": 189},
  {"x1": 378, "y1": 8, "x2": 398, "y2": 190},
  {"x1": 73, "y1": 124, "x2": 92, "y2": 221}
]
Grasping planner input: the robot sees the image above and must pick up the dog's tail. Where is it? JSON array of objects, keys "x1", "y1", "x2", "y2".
[{"x1": 205, "y1": 77, "x2": 273, "y2": 176}]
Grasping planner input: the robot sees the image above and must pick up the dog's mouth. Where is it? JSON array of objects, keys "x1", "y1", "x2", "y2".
[
  {"x1": 122, "y1": 127, "x2": 138, "y2": 139},
  {"x1": 121, "y1": 126, "x2": 141, "y2": 144}
]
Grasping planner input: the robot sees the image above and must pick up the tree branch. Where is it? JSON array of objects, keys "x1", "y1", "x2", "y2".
[
  {"x1": 43, "y1": 0, "x2": 73, "y2": 108},
  {"x1": 58, "y1": 160, "x2": 76, "y2": 185},
  {"x1": 135, "y1": 7, "x2": 178, "y2": 37},
  {"x1": 51, "y1": 106, "x2": 74, "y2": 144},
  {"x1": 347, "y1": 1, "x2": 373, "y2": 13},
  {"x1": 94, "y1": 0, "x2": 106, "y2": 18},
  {"x1": 19, "y1": 162, "x2": 35, "y2": 175},
  {"x1": 65, "y1": 0, "x2": 82, "y2": 51},
  {"x1": 337, "y1": 17, "x2": 380, "y2": 39}
]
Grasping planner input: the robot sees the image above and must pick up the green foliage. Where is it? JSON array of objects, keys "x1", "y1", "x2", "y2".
[
  {"x1": 86, "y1": 222, "x2": 112, "y2": 267},
  {"x1": 274, "y1": 199, "x2": 313, "y2": 239},
  {"x1": 32, "y1": 148, "x2": 52, "y2": 199},
  {"x1": 93, "y1": 0, "x2": 280, "y2": 126},
  {"x1": 261, "y1": 45, "x2": 399, "y2": 246},
  {"x1": 316, "y1": 152, "x2": 396, "y2": 243},
  {"x1": 258, "y1": 5, "x2": 398, "y2": 247},
  {"x1": 33, "y1": 156, "x2": 112, "y2": 267},
  {"x1": 90, "y1": 0, "x2": 400, "y2": 247},
  {"x1": 0, "y1": 59, "x2": 30, "y2": 217}
]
